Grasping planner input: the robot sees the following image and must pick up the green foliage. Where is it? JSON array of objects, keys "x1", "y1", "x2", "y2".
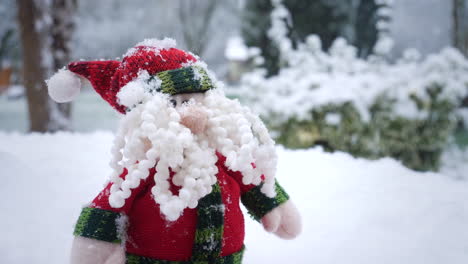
[
  {"x1": 454, "y1": 128, "x2": 468, "y2": 147},
  {"x1": 272, "y1": 83, "x2": 457, "y2": 171},
  {"x1": 284, "y1": 1, "x2": 348, "y2": 51}
]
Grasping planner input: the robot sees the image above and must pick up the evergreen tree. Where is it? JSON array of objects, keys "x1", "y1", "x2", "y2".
[
  {"x1": 242, "y1": 0, "x2": 389, "y2": 75},
  {"x1": 355, "y1": 0, "x2": 380, "y2": 57},
  {"x1": 285, "y1": 0, "x2": 348, "y2": 51},
  {"x1": 241, "y1": 0, "x2": 279, "y2": 75}
]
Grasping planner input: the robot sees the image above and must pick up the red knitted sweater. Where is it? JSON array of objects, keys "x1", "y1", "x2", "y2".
[{"x1": 74, "y1": 153, "x2": 289, "y2": 262}]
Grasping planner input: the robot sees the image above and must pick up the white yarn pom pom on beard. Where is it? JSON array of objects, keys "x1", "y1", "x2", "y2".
[
  {"x1": 108, "y1": 93, "x2": 218, "y2": 221},
  {"x1": 202, "y1": 89, "x2": 278, "y2": 198},
  {"x1": 108, "y1": 89, "x2": 278, "y2": 220}
]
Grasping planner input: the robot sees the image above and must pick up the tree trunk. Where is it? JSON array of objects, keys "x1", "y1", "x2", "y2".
[
  {"x1": 453, "y1": 0, "x2": 468, "y2": 57},
  {"x1": 17, "y1": 0, "x2": 76, "y2": 132}
]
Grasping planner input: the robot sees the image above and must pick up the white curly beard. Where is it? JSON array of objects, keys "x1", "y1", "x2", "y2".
[{"x1": 107, "y1": 89, "x2": 277, "y2": 221}]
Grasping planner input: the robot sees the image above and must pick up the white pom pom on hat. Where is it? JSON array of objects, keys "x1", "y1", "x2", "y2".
[{"x1": 46, "y1": 68, "x2": 82, "y2": 103}]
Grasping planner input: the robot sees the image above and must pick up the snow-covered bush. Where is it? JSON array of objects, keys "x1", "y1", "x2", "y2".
[{"x1": 228, "y1": 0, "x2": 468, "y2": 171}]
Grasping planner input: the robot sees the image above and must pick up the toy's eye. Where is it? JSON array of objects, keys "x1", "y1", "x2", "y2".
[{"x1": 170, "y1": 99, "x2": 177, "y2": 107}]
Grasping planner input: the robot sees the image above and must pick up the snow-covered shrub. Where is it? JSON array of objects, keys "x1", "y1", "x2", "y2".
[
  {"x1": 231, "y1": 39, "x2": 468, "y2": 171},
  {"x1": 228, "y1": 0, "x2": 468, "y2": 171}
]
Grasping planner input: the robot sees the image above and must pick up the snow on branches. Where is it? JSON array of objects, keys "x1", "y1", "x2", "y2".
[{"x1": 231, "y1": 0, "x2": 468, "y2": 125}]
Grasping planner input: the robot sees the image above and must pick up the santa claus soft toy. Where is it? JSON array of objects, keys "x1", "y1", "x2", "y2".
[{"x1": 47, "y1": 38, "x2": 301, "y2": 264}]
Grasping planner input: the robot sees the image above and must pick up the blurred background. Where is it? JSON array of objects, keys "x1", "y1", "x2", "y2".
[
  {"x1": 0, "y1": 0, "x2": 467, "y2": 174},
  {"x1": 1, "y1": 1, "x2": 468, "y2": 263}
]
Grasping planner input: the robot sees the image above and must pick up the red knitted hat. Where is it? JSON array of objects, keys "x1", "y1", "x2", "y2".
[{"x1": 46, "y1": 38, "x2": 202, "y2": 114}]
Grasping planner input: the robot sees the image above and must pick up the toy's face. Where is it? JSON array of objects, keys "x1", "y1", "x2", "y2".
[
  {"x1": 170, "y1": 93, "x2": 205, "y2": 108},
  {"x1": 170, "y1": 92, "x2": 208, "y2": 135}
]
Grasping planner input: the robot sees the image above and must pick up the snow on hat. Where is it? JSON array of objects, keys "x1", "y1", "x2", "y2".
[{"x1": 46, "y1": 38, "x2": 215, "y2": 114}]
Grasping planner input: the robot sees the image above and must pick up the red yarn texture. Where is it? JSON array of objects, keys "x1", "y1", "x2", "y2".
[
  {"x1": 68, "y1": 47, "x2": 197, "y2": 114},
  {"x1": 90, "y1": 153, "x2": 256, "y2": 261}
]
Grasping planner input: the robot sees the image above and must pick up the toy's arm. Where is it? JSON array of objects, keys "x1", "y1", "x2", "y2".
[
  {"x1": 70, "y1": 236, "x2": 124, "y2": 264},
  {"x1": 70, "y1": 169, "x2": 149, "y2": 264},
  {"x1": 260, "y1": 199, "x2": 301, "y2": 239},
  {"x1": 226, "y1": 168, "x2": 302, "y2": 239},
  {"x1": 71, "y1": 205, "x2": 126, "y2": 264}
]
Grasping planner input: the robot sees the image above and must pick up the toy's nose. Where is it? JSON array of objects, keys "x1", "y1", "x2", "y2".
[{"x1": 179, "y1": 105, "x2": 208, "y2": 134}]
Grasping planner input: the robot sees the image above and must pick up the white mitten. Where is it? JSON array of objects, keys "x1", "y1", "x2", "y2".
[
  {"x1": 261, "y1": 200, "x2": 302, "y2": 239},
  {"x1": 70, "y1": 236, "x2": 125, "y2": 264}
]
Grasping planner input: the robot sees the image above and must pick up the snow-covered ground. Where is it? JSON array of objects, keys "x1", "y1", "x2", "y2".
[{"x1": 0, "y1": 132, "x2": 467, "y2": 264}]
